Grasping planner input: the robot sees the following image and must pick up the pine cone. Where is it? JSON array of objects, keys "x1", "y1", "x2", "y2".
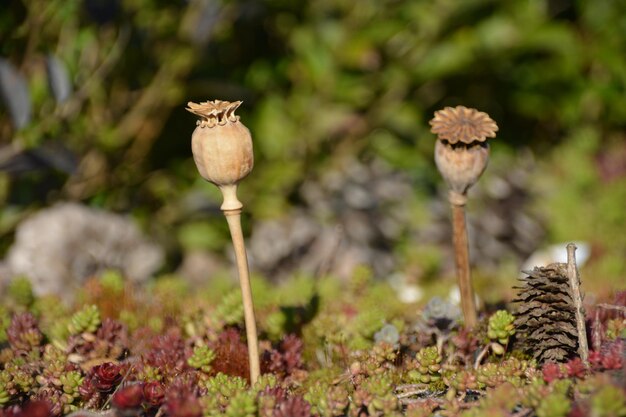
[{"x1": 513, "y1": 263, "x2": 578, "y2": 363}]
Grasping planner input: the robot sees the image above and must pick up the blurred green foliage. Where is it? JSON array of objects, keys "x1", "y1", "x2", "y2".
[{"x1": 1, "y1": 0, "x2": 625, "y2": 289}]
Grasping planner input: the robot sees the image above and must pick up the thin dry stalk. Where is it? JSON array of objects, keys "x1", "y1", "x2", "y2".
[
  {"x1": 220, "y1": 183, "x2": 260, "y2": 384},
  {"x1": 450, "y1": 201, "x2": 477, "y2": 328},
  {"x1": 223, "y1": 206, "x2": 261, "y2": 384},
  {"x1": 566, "y1": 243, "x2": 589, "y2": 367},
  {"x1": 597, "y1": 303, "x2": 626, "y2": 314}
]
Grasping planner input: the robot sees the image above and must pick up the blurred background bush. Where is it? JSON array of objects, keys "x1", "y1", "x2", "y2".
[{"x1": 1, "y1": 0, "x2": 625, "y2": 300}]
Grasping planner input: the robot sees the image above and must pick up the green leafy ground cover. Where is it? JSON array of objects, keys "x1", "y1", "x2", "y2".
[{"x1": 0, "y1": 272, "x2": 624, "y2": 416}]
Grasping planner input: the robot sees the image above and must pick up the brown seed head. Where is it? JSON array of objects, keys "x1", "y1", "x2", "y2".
[
  {"x1": 186, "y1": 100, "x2": 242, "y2": 128},
  {"x1": 429, "y1": 106, "x2": 498, "y2": 144},
  {"x1": 187, "y1": 99, "x2": 253, "y2": 191}
]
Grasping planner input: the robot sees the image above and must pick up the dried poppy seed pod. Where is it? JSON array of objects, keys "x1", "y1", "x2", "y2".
[
  {"x1": 186, "y1": 99, "x2": 261, "y2": 384},
  {"x1": 429, "y1": 105, "x2": 498, "y2": 328},
  {"x1": 187, "y1": 100, "x2": 254, "y2": 210},
  {"x1": 434, "y1": 141, "x2": 489, "y2": 200},
  {"x1": 431, "y1": 106, "x2": 497, "y2": 204}
]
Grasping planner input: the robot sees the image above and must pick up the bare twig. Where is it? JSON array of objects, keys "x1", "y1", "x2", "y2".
[
  {"x1": 566, "y1": 243, "x2": 589, "y2": 367},
  {"x1": 395, "y1": 386, "x2": 432, "y2": 399},
  {"x1": 592, "y1": 309, "x2": 602, "y2": 353},
  {"x1": 474, "y1": 344, "x2": 491, "y2": 369},
  {"x1": 510, "y1": 407, "x2": 535, "y2": 417},
  {"x1": 399, "y1": 397, "x2": 444, "y2": 406},
  {"x1": 597, "y1": 303, "x2": 626, "y2": 314}
]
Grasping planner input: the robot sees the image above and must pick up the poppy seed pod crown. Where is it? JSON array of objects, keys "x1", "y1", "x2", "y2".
[{"x1": 187, "y1": 100, "x2": 254, "y2": 188}]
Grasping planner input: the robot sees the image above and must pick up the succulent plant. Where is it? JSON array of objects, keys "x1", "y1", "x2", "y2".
[
  {"x1": 590, "y1": 385, "x2": 626, "y2": 417},
  {"x1": 445, "y1": 368, "x2": 479, "y2": 393},
  {"x1": 408, "y1": 346, "x2": 442, "y2": 384},
  {"x1": 215, "y1": 290, "x2": 245, "y2": 326},
  {"x1": 68, "y1": 305, "x2": 101, "y2": 335},
  {"x1": 305, "y1": 383, "x2": 349, "y2": 417},
  {"x1": 203, "y1": 372, "x2": 249, "y2": 410},
  {"x1": 7, "y1": 312, "x2": 42, "y2": 357},
  {"x1": 373, "y1": 324, "x2": 400, "y2": 347},
  {"x1": 224, "y1": 391, "x2": 257, "y2": 417},
  {"x1": 421, "y1": 296, "x2": 461, "y2": 332},
  {"x1": 488, "y1": 310, "x2": 516, "y2": 344},
  {"x1": 188, "y1": 345, "x2": 216, "y2": 374},
  {"x1": 111, "y1": 383, "x2": 144, "y2": 410},
  {"x1": 272, "y1": 396, "x2": 312, "y2": 417},
  {"x1": 606, "y1": 318, "x2": 626, "y2": 341},
  {"x1": 6, "y1": 277, "x2": 34, "y2": 308},
  {"x1": 60, "y1": 371, "x2": 84, "y2": 397},
  {"x1": 0, "y1": 370, "x2": 11, "y2": 406},
  {"x1": 143, "y1": 380, "x2": 166, "y2": 406},
  {"x1": 535, "y1": 390, "x2": 571, "y2": 417}
]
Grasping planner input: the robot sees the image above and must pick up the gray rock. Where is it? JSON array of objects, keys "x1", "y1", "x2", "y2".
[{"x1": 5, "y1": 203, "x2": 163, "y2": 299}]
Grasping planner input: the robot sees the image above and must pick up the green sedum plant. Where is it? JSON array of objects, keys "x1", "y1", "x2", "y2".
[
  {"x1": 407, "y1": 346, "x2": 442, "y2": 384},
  {"x1": 487, "y1": 310, "x2": 516, "y2": 355},
  {"x1": 67, "y1": 304, "x2": 101, "y2": 335}
]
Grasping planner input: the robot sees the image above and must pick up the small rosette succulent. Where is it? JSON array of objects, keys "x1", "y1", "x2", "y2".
[
  {"x1": 408, "y1": 346, "x2": 442, "y2": 384},
  {"x1": 488, "y1": 310, "x2": 516, "y2": 347}
]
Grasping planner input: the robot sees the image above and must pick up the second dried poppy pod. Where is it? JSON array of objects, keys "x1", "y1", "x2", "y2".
[
  {"x1": 430, "y1": 106, "x2": 498, "y2": 203},
  {"x1": 187, "y1": 100, "x2": 254, "y2": 210},
  {"x1": 429, "y1": 105, "x2": 498, "y2": 328}
]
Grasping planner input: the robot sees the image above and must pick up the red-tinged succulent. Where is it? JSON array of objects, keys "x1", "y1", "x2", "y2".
[
  {"x1": 164, "y1": 392, "x2": 203, "y2": 417},
  {"x1": 262, "y1": 334, "x2": 304, "y2": 378},
  {"x1": 94, "y1": 318, "x2": 128, "y2": 359},
  {"x1": 78, "y1": 369, "x2": 102, "y2": 408},
  {"x1": 7, "y1": 313, "x2": 42, "y2": 354},
  {"x1": 212, "y1": 328, "x2": 250, "y2": 380},
  {"x1": 144, "y1": 328, "x2": 188, "y2": 378},
  {"x1": 280, "y1": 334, "x2": 304, "y2": 372},
  {"x1": 1, "y1": 401, "x2": 53, "y2": 417},
  {"x1": 143, "y1": 381, "x2": 166, "y2": 407},
  {"x1": 111, "y1": 383, "x2": 144, "y2": 409},
  {"x1": 92, "y1": 362, "x2": 123, "y2": 392},
  {"x1": 565, "y1": 358, "x2": 587, "y2": 379},
  {"x1": 601, "y1": 349, "x2": 623, "y2": 371},
  {"x1": 164, "y1": 378, "x2": 202, "y2": 417},
  {"x1": 590, "y1": 342, "x2": 625, "y2": 371},
  {"x1": 273, "y1": 396, "x2": 312, "y2": 417},
  {"x1": 542, "y1": 362, "x2": 563, "y2": 383}
]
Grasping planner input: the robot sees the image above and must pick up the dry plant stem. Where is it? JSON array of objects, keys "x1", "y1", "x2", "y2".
[
  {"x1": 597, "y1": 303, "x2": 626, "y2": 314},
  {"x1": 474, "y1": 344, "x2": 491, "y2": 369},
  {"x1": 224, "y1": 209, "x2": 261, "y2": 384},
  {"x1": 592, "y1": 310, "x2": 602, "y2": 352},
  {"x1": 566, "y1": 243, "x2": 589, "y2": 367},
  {"x1": 449, "y1": 194, "x2": 478, "y2": 328},
  {"x1": 221, "y1": 186, "x2": 260, "y2": 384}
]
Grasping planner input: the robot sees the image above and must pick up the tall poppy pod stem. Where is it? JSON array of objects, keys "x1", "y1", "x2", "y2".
[
  {"x1": 187, "y1": 100, "x2": 260, "y2": 384},
  {"x1": 221, "y1": 185, "x2": 261, "y2": 383},
  {"x1": 430, "y1": 106, "x2": 498, "y2": 328}
]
